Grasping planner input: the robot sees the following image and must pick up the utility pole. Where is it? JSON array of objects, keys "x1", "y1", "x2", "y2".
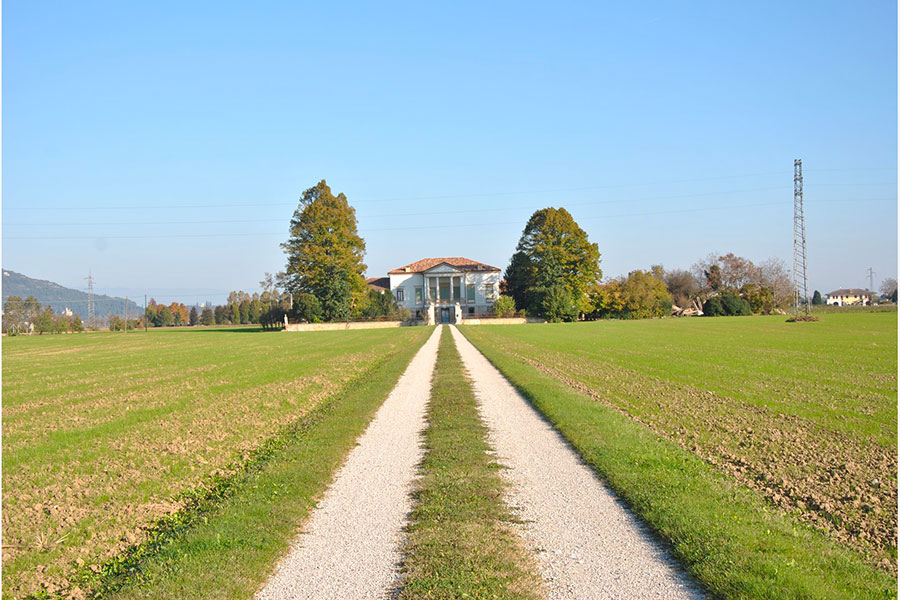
[
  {"x1": 867, "y1": 267, "x2": 875, "y2": 292},
  {"x1": 85, "y1": 270, "x2": 95, "y2": 325},
  {"x1": 124, "y1": 296, "x2": 128, "y2": 333},
  {"x1": 144, "y1": 294, "x2": 148, "y2": 332},
  {"x1": 792, "y1": 159, "x2": 810, "y2": 316}
]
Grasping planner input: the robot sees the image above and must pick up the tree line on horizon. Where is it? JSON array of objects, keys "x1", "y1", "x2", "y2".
[
  {"x1": 498, "y1": 206, "x2": 801, "y2": 322},
  {"x1": 5, "y1": 179, "x2": 897, "y2": 332},
  {"x1": 2, "y1": 296, "x2": 84, "y2": 335}
]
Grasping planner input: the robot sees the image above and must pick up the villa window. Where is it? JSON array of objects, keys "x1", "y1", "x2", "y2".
[
  {"x1": 453, "y1": 282, "x2": 461, "y2": 301},
  {"x1": 466, "y1": 284, "x2": 475, "y2": 304},
  {"x1": 415, "y1": 286, "x2": 423, "y2": 304},
  {"x1": 396, "y1": 287, "x2": 405, "y2": 303},
  {"x1": 485, "y1": 283, "x2": 494, "y2": 301}
]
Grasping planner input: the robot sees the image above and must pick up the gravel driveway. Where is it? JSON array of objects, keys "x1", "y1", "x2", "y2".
[
  {"x1": 450, "y1": 325, "x2": 704, "y2": 599},
  {"x1": 255, "y1": 325, "x2": 441, "y2": 600}
]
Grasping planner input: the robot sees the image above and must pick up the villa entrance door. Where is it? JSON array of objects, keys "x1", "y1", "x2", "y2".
[{"x1": 440, "y1": 307, "x2": 450, "y2": 323}]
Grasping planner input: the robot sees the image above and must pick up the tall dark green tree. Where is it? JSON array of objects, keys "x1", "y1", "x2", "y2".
[
  {"x1": 239, "y1": 299, "x2": 251, "y2": 324},
  {"x1": 189, "y1": 306, "x2": 199, "y2": 326},
  {"x1": 811, "y1": 290, "x2": 823, "y2": 305},
  {"x1": 504, "y1": 207, "x2": 601, "y2": 319},
  {"x1": 249, "y1": 295, "x2": 263, "y2": 323},
  {"x1": 281, "y1": 180, "x2": 367, "y2": 321}
]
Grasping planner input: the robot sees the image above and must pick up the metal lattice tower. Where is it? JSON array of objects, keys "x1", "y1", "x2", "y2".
[
  {"x1": 867, "y1": 267, "x2": 875, "y2": 293},
  {"x1": 85, "y1": 270, "x2": 95, "y2": 322},
  {"x1": 792, "y1": 159, "x2": 810, "y2": 316}
]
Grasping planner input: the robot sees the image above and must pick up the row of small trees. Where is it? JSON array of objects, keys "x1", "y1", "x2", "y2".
[
  {"x1": 2, "y1": 296, "x2": 84, "y2": 335},
  {"x1": 142, "y1": 291, "x2": 289, "y2": 328}
]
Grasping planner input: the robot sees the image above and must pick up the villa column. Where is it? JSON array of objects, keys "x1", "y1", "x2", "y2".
[{"x1": 463, "y1": 272, "x2": 467, "y2": 306}]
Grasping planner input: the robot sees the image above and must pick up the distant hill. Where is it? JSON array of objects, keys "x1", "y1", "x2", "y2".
[{"x1": 2, "y1": 269, "x2": 140, "y2": 318}]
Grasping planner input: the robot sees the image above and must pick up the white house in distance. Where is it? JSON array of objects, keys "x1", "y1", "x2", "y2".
[
  {"x1": 387, "y1": 257, "x2": 502, "y2": 324},
  {"x1": 826, "y1": 288, "x2": 873, "y2": 306}
]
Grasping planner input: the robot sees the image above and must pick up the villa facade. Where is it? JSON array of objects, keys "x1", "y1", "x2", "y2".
[{"x1": 387, "y1": 257, "x2": 502, "y2": 324}]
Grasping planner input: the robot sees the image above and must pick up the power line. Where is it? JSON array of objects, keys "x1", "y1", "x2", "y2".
[
  {"x1": 5, "y1": 185, "x2": 792, "y2": 226},
  {"x1": 3, "y1": 196, "x2": 893, "y2": 241},
  {"x1": 0, "y1": 171, "x2": 791, "y2": 211},
  {"x1": 3, "y1": 172, "x2": 894, "y2": 212}
]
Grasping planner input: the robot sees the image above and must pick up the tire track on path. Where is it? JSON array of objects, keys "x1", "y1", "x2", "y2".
[
  {"x1": 255, "y1": 325, "x2": 441, "y2": 600},
  {"x1": 450, "y1": 325, "x2": 704, "y2": 599}
]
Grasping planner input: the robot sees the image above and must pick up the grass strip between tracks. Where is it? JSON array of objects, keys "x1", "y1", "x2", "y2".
[
  {"x1": 28, "y1": 326, "x2": 434, "y2": 600},
  {"x1": 458, "y1": 325, "x2": 896, "y2": 600},
  {"x1": 397, "y1": 326, "x2": 543, "y2": 599}
]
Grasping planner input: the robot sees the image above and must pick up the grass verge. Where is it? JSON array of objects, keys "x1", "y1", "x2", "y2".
[
  {"x1": 458, "y1": 325, "x2": 896, "y2": 600},
  {"x1": 27, "y1": 326, "x2": 434, "y2": 600},
  {"x1": 397, "y1": 326, "x2": 542, "y2": 599}
]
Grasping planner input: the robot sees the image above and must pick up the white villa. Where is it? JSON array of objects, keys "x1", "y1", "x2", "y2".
[{"x1": 387, "y1": 257, "x2": 502, "y2": 324}]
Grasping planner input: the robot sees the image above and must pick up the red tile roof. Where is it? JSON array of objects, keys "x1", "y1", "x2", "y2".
[
  {"x1": 388, "y1": 257, "x2": 501, "y2": 274},
  {"x1": 366, "y1": 277, "x2": 390, "y2": 290}
]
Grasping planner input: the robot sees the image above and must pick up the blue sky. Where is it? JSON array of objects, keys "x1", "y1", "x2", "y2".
[{"x1": 4, "y1": 1, "x2": 897, "y2": 304}]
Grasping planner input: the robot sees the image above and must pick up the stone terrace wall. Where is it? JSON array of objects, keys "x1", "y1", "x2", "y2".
[
  {"x1": 284, "y1": 321, "x2": 405, "y2": 332},
  {"x1": 460, "y1": 317, "x2": 545, "y2": 326}
]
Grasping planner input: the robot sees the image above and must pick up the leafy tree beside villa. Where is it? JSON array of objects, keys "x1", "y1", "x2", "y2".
[
  {"x1": 504, "y1": 207, "x2": 602, "y2": 322},
  {"x1": 280, "y1": 180, "x2": 367, "y2": 322}
]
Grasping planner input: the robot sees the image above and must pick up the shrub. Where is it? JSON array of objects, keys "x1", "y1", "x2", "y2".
[
  {"x1": 702, "y1": 296, "x2": 724, "y2": 316},
  {"x1": 293, "y1": 293, "x2": 323, "y2": 323},
  {"x1": 493, "y1": 295, "x2": 517, "y2": 318},
  {"x1": 703, "y1": 294, "x2": 751, "y2": 317},
  {"x1": 721, "y1": 294, "x2": 752, "y2": 316},
  {"x1": 360, "y1": 288, "x2": 399, "y2": 319},
  {"x1": 541, "y1": 286, "x2": 579, "y2": 322}
]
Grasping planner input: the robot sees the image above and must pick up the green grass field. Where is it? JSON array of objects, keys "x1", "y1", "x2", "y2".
[
  {"x1": 2, "y1": 326, "x2": 431, "y2": 599},
  {"x1": 462, "y1": 312, "x2": 897, "y2": 597}
]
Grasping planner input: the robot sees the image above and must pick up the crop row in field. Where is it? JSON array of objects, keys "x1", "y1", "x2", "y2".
[{"x1": 2, "y1": 326, "x2": 431, "y2": 599}]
